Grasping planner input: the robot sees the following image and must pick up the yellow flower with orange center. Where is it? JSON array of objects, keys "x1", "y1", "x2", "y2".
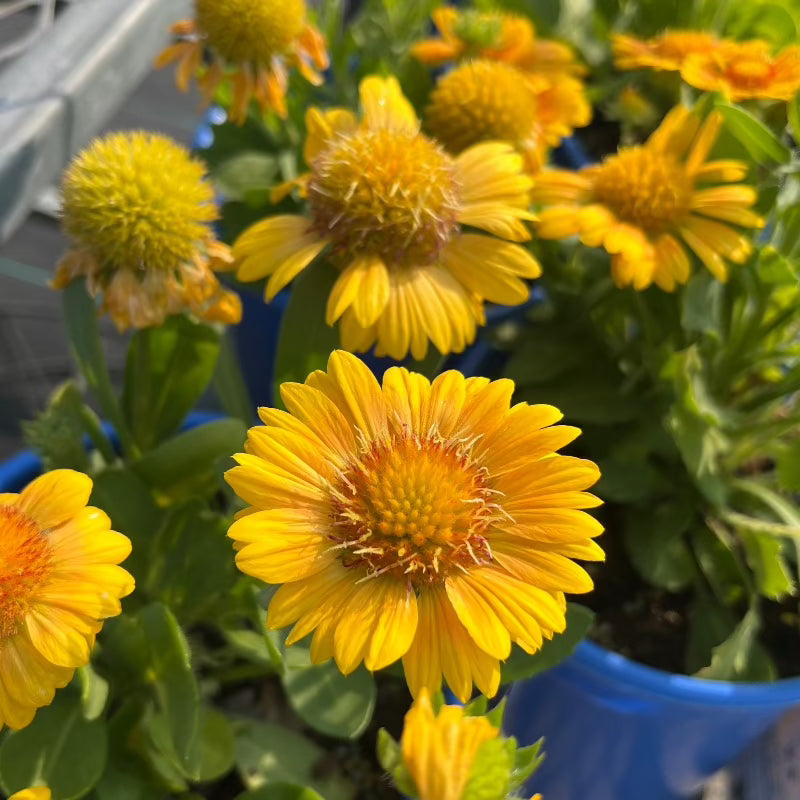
[
  {"x1": 54, "y1": 132, "x2": 241, "y2": 331},
  {"x1": 233, "y1": 76, "x2": 541, "y2": 361},
  {"x1": 10, "y1": 790, "x2": 51, "y2": 800},
  {"x1": 613, "y1": 29, "x2": 722, "y2": 72},
  {"x1": 682, "y1": 39, "x2": 800, "y2": 102},
  {"x1": 226, "y1": 351, "x2": 603, "y2": 701},
  {"x1": 156, "y1": 0, "x2": 328, "y2": 124},
  {"x1": 412, "y1": 6, "x2": 584, "y2": 77},
  {"x1": 425, "y1": 59, "x2": 591, "y2": 172},
  {"x1": 0, "y1": 470, "x2": 134, "y2": 731},
  {"x1": 534, "y1": 105, "x2": 764, "y2": 291}
]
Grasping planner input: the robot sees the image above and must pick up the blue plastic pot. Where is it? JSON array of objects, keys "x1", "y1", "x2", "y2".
[{"x1": 504, "y1": 639, "x2": 800, "y2": 800}]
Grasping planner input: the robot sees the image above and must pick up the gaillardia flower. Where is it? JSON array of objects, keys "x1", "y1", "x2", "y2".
[
  {"x1": 55, "y1": 132, "x2": 241, "y2": 330},
  {"x1": 10, "y1": 790, "x2": 51, "y2": 800},
  {"x1": 226, "y1": 351, "x2": 603, "y2": 701},
  {"x1": 411, "y1": 6, "x2": 584, "y2": 77},
  {"x1": 425, "y1": 59, "x2": 591, "y2": 172},
  {"x1": 0, "y1": 470, "x2": 134, "y2": 731},
  {"x1": 534, "y1": 105, "x2": 764, "y2": 290},
  {"x1": 613, "y1": 29, "x2": 722, "y2": 72},
  {"x1": 156, "y1": 0, "x2": 328, "y2": 123},
  {"x1": 681, "y1": 39, "x2": 800, "y2": 101},
  {"x1": 233, "y1": 76, "x2": 540, "y2": 361}
]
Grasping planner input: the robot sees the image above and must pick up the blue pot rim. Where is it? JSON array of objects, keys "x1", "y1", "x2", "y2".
[{"x1": 574, "y1": 639, "x2": 800, "y2": 707}]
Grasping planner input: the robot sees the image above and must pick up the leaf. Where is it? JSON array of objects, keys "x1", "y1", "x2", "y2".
[
  {"x1": 0, "y1": 690, "x2": 108, "y2": 800},
  {"x1": 740, "y1": 529, "x2": 794, "y2": 601},
  {"x1": 191, "y1": 708, "x2": 235, "y2": 783},
  {"x1": 789, "y1": 93, "x2": 800, "y2": 144},
  {"x1": 77, "y1": 664, "x2": 109, "y2": 721},
  {"x1": 696, "y1": 607, "x2": 775, "y2": 681},
  {"x1": 778, "y1": 441, "x2": 800, "y2": 492},
  {"x1": 681, "y1": 270, "x2": 723, "y2": 337},
  {"x1": 214, "y1": 152, "x2": 278, "y2": 202},
  {"x1": 376, "y1": 729, "x2": 417, "y2": 798},
  {"x1": 137, "y1": 603, "x2": 201, "y2": 774},
  {"x1": 214, "y1": 329, "x2": 255, "y2": 426},
  {"x1": 122, "y1": 315, "x2": 221, "y2": 452},
  {"x1": 132, "y1": 418, "x2": 246, "y2": 490},
  {"x1": 715, "y1": 102, "x2": 791, "y2": 165},
  {"x1": 282, "y1": 661, "x2": 377, "y2": 740},
  {"x1": 273, "y1": 259, "x2": 340, "y2": 409},
  {"x1": 510, "y1": 739, "x2": 545, "y2": 791},
  {"x1": 462, "y1": 738, "x2": 514, "y2": 800},
  {"x1": 500, "y1": 604, "x2": 594, "y2": 684},
  {"x1": 236, "y1": 784, "x2": 324, "y2": 800},
  {"x1": 234, "y1": 721, "x2": 354, "y2": 800},
  {"x1": 725, "y1": 1, "x2": 798, "y2": 48}
]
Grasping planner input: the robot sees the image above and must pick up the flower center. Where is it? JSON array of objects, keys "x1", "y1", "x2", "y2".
[
  {"x1": 0, "y1": 505, "x2": 52, "y2": 640},
  {"x1": 426, "y1": 60, "x2": 538, "y2": 154},
  {"x1": 591, "y1": 147, "x2": 693, "y2": 233},
  {"x1": 329, "y1": 432, "x2": 502, "y2": 585},
  {"x1": 307, "y1": 128, "x2": 460, "y2": 268},
  {"x1": 195, "y1": 0, "x2": 306, "y2": 64},
  {"x1": 727, "y1": 58, "x2": 772, "y2": 87}
]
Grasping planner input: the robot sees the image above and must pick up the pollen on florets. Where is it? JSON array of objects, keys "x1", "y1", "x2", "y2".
[
  {"x1": 307, "y1": 128, "x2": 461, "y2": 268},
  {"x1": 328, "y1": 430, "x2": 507, "y2": 586}
]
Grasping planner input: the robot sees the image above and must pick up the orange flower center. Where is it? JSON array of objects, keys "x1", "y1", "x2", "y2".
[
  {"x1": 329, "y1": 432, "x2": 502, "y2": 585},
  {"x1": 727, "y1": 57, "x2": 772, "y2": 87},
  {"x1": 0, "y1": 505, "x2": 52, "y2": 640},
  {"x1": 195, "y1": 0, "x2": 306, "y2": 65},
  {"x1": 592, "y1": 147, "x2": 693, "y2": 233},
  {"x1": 308, "y1": 128, "x2": 460, "y2": 268},
  {"x1": 426, "y1": 60, "x2": 538, "y2": 154}
]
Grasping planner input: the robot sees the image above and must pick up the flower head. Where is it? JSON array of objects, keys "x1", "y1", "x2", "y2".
[
  {"x1": 55, "y1": 132, "x2": 241, "y2": 330},
  {"x1": 233, "y1": 76, "x2": 540, "y2": 361},
  {"x1": 613, "y1": 29, "x2": 722, "y2": 72},
  {"x1": 226, "y1": 351, "x2": 603, "y2": 701},
  {"x1": 412, "y1": 7, "x2": 584, "y2": 77},
  {"x1": 681, "y1": 39, "x2": 800, "y2": 101},
  {"x1": 156, "y1": 0, "x2": 328, "y2": 123},
  {"x1": 10, "y1": 790, "x2": 51, "y2": 800},
  {"x1": 534, "y1": 105, "x2": 764, "y2": 290},
  {"x1": 425, "y1": 59, "x2": 591, "y2": 172},
  {"x1": 0, "y1": 470, "x2": 134, "y2": 731}
]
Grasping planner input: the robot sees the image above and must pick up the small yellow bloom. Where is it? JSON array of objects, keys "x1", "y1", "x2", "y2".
[
  {"x1": 233, "y1": 76, "x2": 541, "y2": 361},
  {"x1": 156, "y1": 0, "x2": 328, "y2": 124},
  {"x1": 412, "y1": 6, "x2": 584, "y2": 77},
  {"x1": 534, "y1": 105, "x2": 764, "y2": 290},
  {"x1": 226, "y1": 351, "x2": 603, "y2": 701},
  {"x1": 682, "y1": 39, "x2": 800, "y2": 102},
  {"x1": 425, "y1": 59, "x2": 591, "y2": 172},
  {"x1": 10, "y1": 789, "x2": 51, "y2": 800},
  {"x1": 613, "y1": 29, "x2": 722, "y2": 72},
  {"x1": 55, "y1": 132, "x2": 241, "y2": 331},
  {"x1": 0, "y1": 470, "x2": 134, "y2": 731}
]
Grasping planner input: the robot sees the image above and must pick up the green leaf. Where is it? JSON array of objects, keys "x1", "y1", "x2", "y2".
[
  {"x1": 137, "y1": 603, "x2": 201, "y2": 774},
  {"x1": 510, "y1": 739, "x2": 545, "y2": 791},
  {"x1": 376, "y1": 729, "x2": 418, "y2": 799},
  {"x1": 725, "y1": 1, "x2": 798, "y2": 48},
  {"x1": 500, "y1": 604, "x2": 594, "y2": 684},
  {"x1": 740, "y1": 529, "x2": 794, "y2": 601},
  {"x1": 778, "y1": 441, "x2": 800, "y2": 492},
  {"x1": 273, "y1": 259, "x2": 340, "y2": 408},
  {"x1": 214, "y1": 329, "x2": 255, "y2": 425},
  {"x1": 62, "y1": 277, "x2": 132, "y2": 455},
  {"x1": 789, "y1": 94, "x2": 800, "y2": 144},
  {"x1": 0, "y1": 690, "x2": 108, "y2": 799},
  {"x1": 214, "y1": 152, "x2": 278, "y2": 202},
  {"x1": 234, "y1": 721, "x2": 354, "y2": 800},
  {"x1": 132, "y1": 418, "x2": 246, "y2": 490},
  {"x1": 462, "y1": 738, "x2": 514, "y2": 800},
  {"x1": 681, "y1": 271, "x2": 723, "y2": 337},
  {"x1": 76, "y1": 664, "x2": 109, "y2": 721},
  {"x1": 696, "y1": 607, "x2": 775, "y2": 681},
  {"x1": 122, "y1": 315, "x2": 220, "y2": 452},
  {"x1": 715, "y1": 102, "x2": 791, "y2": 165},
  {"x1": 282, "y1": 660, "x2": 377, "y2": 740},
  {"x1": 236, "y1": 784, "x2": 324, "y2": 800},
  {"x1": 191, "y1": 708, "x2": 235, "y2": 783}
]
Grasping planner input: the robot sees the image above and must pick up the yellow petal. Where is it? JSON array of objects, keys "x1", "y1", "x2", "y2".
[
  {"x1": 359, "y1": 75, "x2": 419, "y2": 134},
  {"x1": 17, "y1": 470, "x2": 92, "y2": 530}
]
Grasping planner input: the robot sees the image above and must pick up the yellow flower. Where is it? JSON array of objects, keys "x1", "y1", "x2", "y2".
[
  {"x1": 54, "y1": 132, "x2": 241, "y2": 331},
  {"x1": 10, "y1": 790, "x2": 51, "y2": 800},
  {"x1": 613, "y1": 30, "x2": 722, "y2": 72},
  {"x1": 412, "y1": 6, "x2": 584, "y2": 77},
  {"x1": 233, "y1": 76, "x2": 541, "y2": 361},
  {"x1": 534, "y1": 105, "x2": 764, "y2": 290},
  {"x1": 0, "y1": 470, "x2": 134, "y2": 731},
  {"x1": 425, "y1": 59, "x2": 591, "y2": 172},
  {"x1": 226, "y1": 351, "x2": 603, "y2": 701},
  {"x1": 682, "y1": 39, "x2": 800, "y2": 102},
  {"x1": 155, "y1": 0, "x2": 328, "y2": 124}
]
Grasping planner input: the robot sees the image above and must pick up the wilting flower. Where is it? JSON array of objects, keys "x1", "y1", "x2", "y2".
[
  {"x1": 233, "y1": 76, "x2": 540, "y2": 361},
  {"x1": 156, "y1": 0, "x2": 328, "y2": 123},
  {"x1": 534, "y1": 105, "x2": 764, "y2": 290},
  {"x1": 682, "y1": 39, "x2": 800, "y2": 101},
  {"x1": 54, "y1": 132, "x2": 241, "y2": 330},
  {"x1": 0, "y1": 470, "x2": 134, "y2": 731},
  {"x1": 412, "y1": 6, "x2": 584, "y2": 76},
  {"x1": 226, "y1": 351, "x2": 603, "y2": 701},
  {"x1": 425, "y1": 59, "x2": 591, "y2": 172},
  {"x1": 10, "y1": 790, "x2": 51, "y2": 800},
  {"x1": 613, "y1": 29, "x2": 722, "y2": 72}
]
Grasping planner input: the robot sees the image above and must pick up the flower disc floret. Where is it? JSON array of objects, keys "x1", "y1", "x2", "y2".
[{"x1": 308, "y1": 129, "x2": 459, "y2": 267}]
